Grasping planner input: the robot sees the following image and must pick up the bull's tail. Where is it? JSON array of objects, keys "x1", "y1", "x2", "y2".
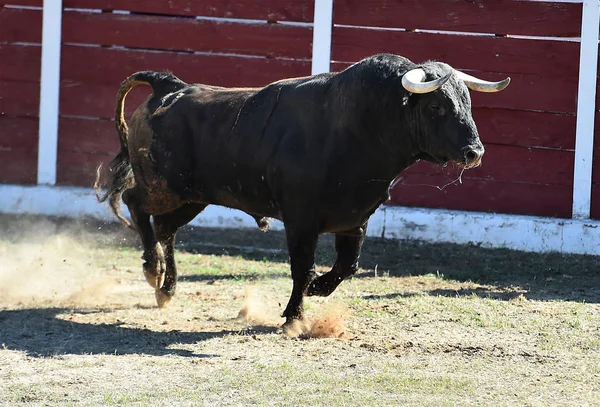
[{"x1": 94, "y1": 71, "x2": 187, "y2": 229}]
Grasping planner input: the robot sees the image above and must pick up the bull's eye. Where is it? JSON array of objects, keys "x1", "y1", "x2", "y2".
[{"x1": 429, "y1": 103, "x2": 445, "y2": 116}]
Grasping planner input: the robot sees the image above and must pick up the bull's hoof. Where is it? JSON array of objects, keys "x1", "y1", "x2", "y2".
[
  {"x1": 155, "y1": 289, "x2": 172, "y2": 308},
  {"x1": 143, "y1": 268, "x2": 165, "y2": 289},
  {"x1": 282, "y1": 318, "x2": 310, "y2": 338}
]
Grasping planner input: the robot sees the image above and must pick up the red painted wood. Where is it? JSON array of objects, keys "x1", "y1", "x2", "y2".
[
  {"x1": 389, "y1": 175, "x2": 572, "y2": 218},
  {"x1": 60, "y1": 44, "x2": 311, "y2": 86},
  {"x1": 0, "y1": 7, "x2": 42, "y2": 43},
  {"x1": 329, "y1": 27, "x2": 580, "y2": 113},
  {"x1": 0, "y1": 116, "x2": 38, "y2": 150},
  {"x1": 62, "y1": 0, "x2": 313, "y2": 22},
  {"x1": 390, "y1": 145, "x2": 574, "y2": 217},
  {"x1": 587, "y1": 112, "x2": 600, "y2": 183},
  {"x1": 0, "y1": 150, "x2": 37, "y2": 184},
  {"x1": 473, "y1": 108, "x2": 575, "y2": 150},
  {"x1": 332, "y1": 27, "x2": 579, "y2": 78},
  {"x1": 0, "y1": 44, "x2": 41, "y2": 82},
  {"x1": 331, "y1": 61, "x2": 577, "y2": 114},
  {"x1": 0, "y1": 80, "x2": 40, "y2": 117},
  {"x1": 58, "y1": 117, "x2": 119, "y2": 155},
  {"x1": 334, "y1": 0, "x2": 581, "y2": 37},
  {"x1": 56, "y1": 108, "x2": 575, "y2": 156},
  {"x1": 589, "y1": 184, "x2": 600, "y2": 219},
  {"x1": 0, "y1": 116, "x2": 38, "y2": 184},
  {"x1": 57, "y1": 151, "x2": 111, "y2": 187},
  {"x1": 1, "y1": 1, "x2": 42, "y2": 6},
  {"x1": 400, "y1": 145, "x2": 574, "y2": 186},
  {"x1": 61, "y1": 11, "x2": 312, "y2": 59},
  {"x1": 59, "y1": 47, "x2": 310, "y2": 118}
]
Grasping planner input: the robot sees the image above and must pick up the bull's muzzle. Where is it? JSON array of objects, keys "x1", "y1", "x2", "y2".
[{"x1": 464, "y1": 145, "x2": 485, "y2": 168}]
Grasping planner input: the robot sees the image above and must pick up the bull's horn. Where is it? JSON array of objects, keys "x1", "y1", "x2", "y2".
[
  {"x1": 401, "y1": 68, "x2": 452, "y2": 94},
  {"x1": 454, "y1": 70, "x2": 510, "y2": 92}
]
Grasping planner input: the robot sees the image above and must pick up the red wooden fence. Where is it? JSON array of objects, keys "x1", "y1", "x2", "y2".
[
  {"x1": 57, "y1": 1, "x2": 313, "y2": 186},
  {"x1": 0, "y1": 3, "x2": 42, "y2": 184},
  {"x1": 330, "y1": 0, "x2": 582, "y2": 219},
  {"x1": 0, "y1": 1, "x2": 590, "y2": 219}
]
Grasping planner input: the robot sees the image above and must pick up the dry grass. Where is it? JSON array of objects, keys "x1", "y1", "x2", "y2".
[{"x1": 1, "y1": 214, "x2": 599, "y2": 406}]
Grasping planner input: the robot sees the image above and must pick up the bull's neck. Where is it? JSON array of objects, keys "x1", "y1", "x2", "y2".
[{"x1": 330, "y1": 65, "x2": 422, "y2": 182}]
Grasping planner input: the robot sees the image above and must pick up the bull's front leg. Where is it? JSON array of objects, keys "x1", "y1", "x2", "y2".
[
  {"x1": 282, "y1": 226, "x2": 319, "y2": 325},
  {"x1": 307, "y1": 223, "x2": 367, "y2": 297}
]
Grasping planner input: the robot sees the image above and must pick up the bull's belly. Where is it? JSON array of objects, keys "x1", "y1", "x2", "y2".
[
  {"x1": 318, "y1": 205, "x2": 379, "y2": 233},
  {"x1": 181, "y1": 187, "x2": 282, "y2": 220}
]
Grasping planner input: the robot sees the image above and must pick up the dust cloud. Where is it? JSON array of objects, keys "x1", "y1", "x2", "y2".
[
  {"x1": 236, "y1": 287, "x2": 281, "y2": 325},
  {"x1": 283, "y1": 301, "x2": 351, "y2": 339},
  {"x1": 0, "y1": 217, "x2": 123, "y2": 307}
]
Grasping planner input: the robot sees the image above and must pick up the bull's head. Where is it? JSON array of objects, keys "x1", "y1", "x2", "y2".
[{"x1": 401, "y1": 63, "x2": 509, "y2": 168}]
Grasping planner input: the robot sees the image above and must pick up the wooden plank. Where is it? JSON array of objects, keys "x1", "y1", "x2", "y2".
[
  {"x1": 331, "y1": 61, "x2": 577, "y2": 114},
  {"x1": 401, "y1": 146, "x2": 574, "y2": 186},
  {"x1": 61, "y1": 11, "x2": 312, "y2": 59},
  {"x1": 58, "y1": 117, "x2": 119, "y2": 155},
  {"x1": 334, "y1": 0, "x2": 582, "y2": 37},
  {"x1": 57, "y1": 47, "x2": 577, "y2": 147},
  {"x1": 62, "y1": 0, "x2": 313, "y2": 22},
  {"x1": 586, "y1": 184, "x2": 600, "y2": 219},
  {"x1": 0, "y1": 80, "x2": 40, "y2": 117},
  {"x1": 473, "y1": 108, "x2": 575, "y2": 150},
  {"x1": 332, "y1": 28, "x2": 579, "y2": 79},
  {"x1": 0, "y1": 44, "x2": 41, "y2": 82},
  {"x1": 1, "y1": 1, "x2": 42, "y2": 6},
  {"x1": 0, "y1": 7, "x2": 42, "y2": 43},
  {"x1": 0, "y1": 115, "x2": 38, "y2": 185},
  {"x1": 330, "y1": 29, "x2": 579, "y2": 113},
  {"x1": 0, "y1": 116, "x2": 38, "y2": 150},
  {"x1": 0, "y1": 150, "x2": 38, "y2": 184},
  {"x1": 586, "y1": 112, "x2": 600, "y2": 182},
  {"x1": 60, "y1": 44, "x2": 311, "y2": 86},
  {"x1": 59, "y1": 47, "x2": 310, "y2": 118},
  {"x1": 389, "y1": 176, "x2": 572, "y2": 218},
  {"x1": 56, "y1": 151, "x2": 111, "y2": 187}
]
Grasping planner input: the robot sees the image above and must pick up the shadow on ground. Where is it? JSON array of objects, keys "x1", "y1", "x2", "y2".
[
  {"x1": 2, "y1": 213, "x2": 599, "y2": 303},
  {"x1": 0, "y1": 307, "x2": 277, "y2": 358}
]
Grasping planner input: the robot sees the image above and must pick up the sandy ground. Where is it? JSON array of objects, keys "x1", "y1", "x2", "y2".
[{"x1": 1, "y1": 214, "x2": 599, "y2": 406}]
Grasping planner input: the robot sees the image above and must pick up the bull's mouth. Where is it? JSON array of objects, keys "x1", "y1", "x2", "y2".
[
  {"x1": 455, "y1": 156, "x2": 482, "y2": 170},
  {"x1": 416, "y1": 153, "x2": 482, "y2": 169}
]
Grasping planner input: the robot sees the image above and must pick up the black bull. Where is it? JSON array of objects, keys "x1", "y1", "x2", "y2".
[{"x1": 95, "y1": 54, "x2": 510, "y2": 326}]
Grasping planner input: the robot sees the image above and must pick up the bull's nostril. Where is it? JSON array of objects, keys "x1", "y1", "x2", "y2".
[{"x1": 465, "y1": 150, "x2": 478, "y2": 163}]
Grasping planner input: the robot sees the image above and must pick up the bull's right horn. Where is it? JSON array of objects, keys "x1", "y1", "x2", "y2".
[
  {"x1": 454, "y1": 70, "x2": 511, "y2": 92},
  {"x1": 401, "y1": 68, "x2": 452, "y2": 94}
]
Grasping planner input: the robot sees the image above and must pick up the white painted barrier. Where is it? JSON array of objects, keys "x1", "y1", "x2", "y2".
[{"x1": 2, "y1": 185, "x2": 600, "y2": 255}]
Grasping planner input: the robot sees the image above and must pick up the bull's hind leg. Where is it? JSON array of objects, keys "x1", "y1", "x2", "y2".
[
  {"x1": 122, "y1": 188, "x2": 165, "y2": 289},
  {"x1": 306, "y1": 223, "x2": 367, "y2": 297},
  {"x1": 282, "y1": 225, "x2": 319, "y2": 324},
  {"x1": 153, "y1": 203, "x2": 207, "y2": 308}
]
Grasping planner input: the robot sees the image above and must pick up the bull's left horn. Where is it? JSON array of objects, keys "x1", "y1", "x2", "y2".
[
  {"x1": 401, "y1": 68, "x2": 452, "y2": 94},
  {"x1": 454, "y1": 70, "x2": 510, "y2": 92}
]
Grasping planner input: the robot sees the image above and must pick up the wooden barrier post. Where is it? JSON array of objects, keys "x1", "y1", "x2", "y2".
[
  {"x1": 37, "y1": 0, "x2": 63, "y2": 185},
  {"x1": 572, "y1": 0, "x2": 600, "y2": 219},
  {"x1": 311, "y1": 0, "x2": 333, "y2": 75}
]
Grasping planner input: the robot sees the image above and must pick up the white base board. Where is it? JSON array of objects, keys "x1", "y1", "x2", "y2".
[{"x1": 1, "y1": 184, "x2": 599, "y2": 255}]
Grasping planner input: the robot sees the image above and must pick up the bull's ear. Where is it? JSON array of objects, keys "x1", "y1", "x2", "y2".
[
  {"x1": 401, "y1": 69, "x2": 452, "y2": 94},
  {"x1": 454, "y1": 70, "x2": 510, "y2": 92}
]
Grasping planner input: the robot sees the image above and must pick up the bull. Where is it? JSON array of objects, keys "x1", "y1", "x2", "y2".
[{"x1": 95, "y1": 54, "x2": 510, "y2": 326}]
